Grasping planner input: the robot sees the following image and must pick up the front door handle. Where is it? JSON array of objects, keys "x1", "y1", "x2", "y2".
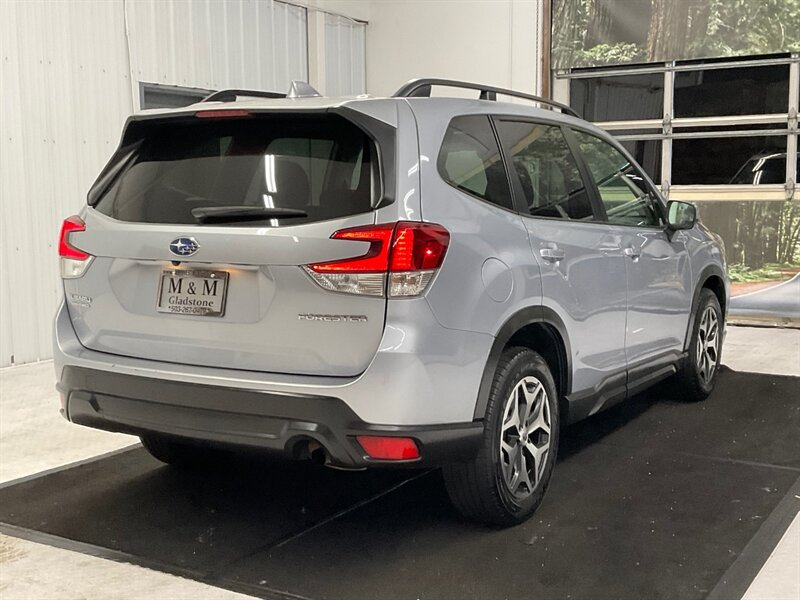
[
  {"x1": 624, "y1": 247, "x2": 641, "y2": 259},
  {"x1": 540, "y1": 248, "x2": 566, "y2": 262}
]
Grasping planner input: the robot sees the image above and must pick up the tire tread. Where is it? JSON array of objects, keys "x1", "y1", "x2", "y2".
[{"x1": 443, "y1": 346, "x2": 558, "y2": 526}]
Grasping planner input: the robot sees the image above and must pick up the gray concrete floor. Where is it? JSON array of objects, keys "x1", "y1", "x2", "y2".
[{"x1": 0, "y1": 325, "x2": 797, "y2": 599}]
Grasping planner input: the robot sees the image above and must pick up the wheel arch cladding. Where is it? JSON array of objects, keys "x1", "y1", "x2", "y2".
[
  {"x1": 473, "y1": 306, "x2": 571, "y2": 421},
  {"x1": 703, "y1": 274, "x2": 727, "y2": 316},
  {"x1": 684, "y1": 264, "x2": 727, "y2": 352}
]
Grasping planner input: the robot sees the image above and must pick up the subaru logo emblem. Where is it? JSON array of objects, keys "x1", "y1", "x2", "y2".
[{"x1": 169, "y1": 237, "x2": 199, "y2": 257}]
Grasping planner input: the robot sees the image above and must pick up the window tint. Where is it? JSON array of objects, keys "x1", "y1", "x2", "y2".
[
  {"x1": 674, "y1": 65, "x2": 789, "y2": 118},
  {"x1": 572, "y1": 130, "x2": 662, "y2": 228},
  {"x1": 730, "y1": 152, "x2": 796, "y2": 185},
  {"x1": 496, "y1": 120, "x2": 593, "y2": 220},
  {"x1": 93, "y1": 114, "x2": 376, "y2": 225},
  {"x1": 438, "y1": 115, "x2": 513, "y2": 210},
  {"x1": 672, "y1": 136, "x2": 788, "y2": 185},
  {"x1": 140, "y1": 82, "x2": 213, "y2": 110},
  {"x1": 618, "y1": 138, "x2": 662, "y2": 183}
]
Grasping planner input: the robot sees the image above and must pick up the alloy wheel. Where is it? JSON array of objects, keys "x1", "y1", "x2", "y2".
[
  {"x1": 696, "y1": 306, "x2": 720, "y2": 385},
  {"x1": 499, "y1": 376, "x2": 551, "y2": 500}
]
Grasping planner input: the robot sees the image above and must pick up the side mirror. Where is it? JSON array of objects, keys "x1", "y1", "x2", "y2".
[{"x1": 666, "y1": 200, "x2": 696, "y2": 231}]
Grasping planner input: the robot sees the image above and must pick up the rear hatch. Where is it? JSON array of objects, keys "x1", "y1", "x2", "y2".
[{"x1": 62, "y1": 110, "x2": 393, "y2": 377}]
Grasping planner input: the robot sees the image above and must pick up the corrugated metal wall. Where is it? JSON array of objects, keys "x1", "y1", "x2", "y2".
[
  {"x1": 0, "y1": 0, "x2": 309, "y2": 367},
  {"x1": 324, "y1": 14, "x2": 366, "y2": 96},
  {"x1": 125, "y1": 0, "x2": 307, "y2": 106}
]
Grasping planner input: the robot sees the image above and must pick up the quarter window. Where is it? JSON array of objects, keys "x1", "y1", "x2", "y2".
[
  {"x1": 572, "y1": 130, "x2": 663, "y2": 228},
  {"x1": 496, "y1": 120, "x2": 594, "y2": 220},
  {"x1": 438, "y1": 115, "x2": 514, "y2": 211}
]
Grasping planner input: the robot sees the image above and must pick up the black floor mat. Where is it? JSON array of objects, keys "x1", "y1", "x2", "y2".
[{"x1": 1, "y1": 368, "x2": 798, "y2": 600}]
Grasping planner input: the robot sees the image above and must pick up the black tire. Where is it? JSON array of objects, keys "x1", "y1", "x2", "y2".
[
  {"x1": 140, "y1": 434, "x2": 227, "y2": 468},
  {"x1": 674, "y1": 288, "x2": 723, "y2": 402},
  {"x1": 442, "y1": 347, "x2": 560, "y2": 527}
]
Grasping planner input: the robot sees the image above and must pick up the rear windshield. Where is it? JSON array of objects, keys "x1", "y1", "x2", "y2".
[{"x1": 93, "y1": 114, "x2": 378, "y2": 225}]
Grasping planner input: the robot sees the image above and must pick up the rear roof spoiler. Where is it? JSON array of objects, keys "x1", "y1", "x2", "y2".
[
  {"x1": 392, "y1": 78, "x2": 580, "y2": 118},
  {"x1": 202, "y1": 81, "x2": 322, "y2": 103}
]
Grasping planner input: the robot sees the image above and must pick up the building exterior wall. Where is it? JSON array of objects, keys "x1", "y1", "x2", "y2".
[
  {"x1": 125, "y1": 0, "x2": 308, "y2": 107},
  {"x1": 0, "y1": 0, "x2": 357, "y2": 367},
  {"x1": 0, "y1": 0, "x2": 545, "y2": 367},
  {"x1": 363, "y1": 0, "x2": 545, "y2": 97}
]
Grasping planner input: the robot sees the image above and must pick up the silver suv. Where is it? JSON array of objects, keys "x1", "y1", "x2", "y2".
[{"x1": 54, "y1": 79, "x2": 728, "y2": 526}]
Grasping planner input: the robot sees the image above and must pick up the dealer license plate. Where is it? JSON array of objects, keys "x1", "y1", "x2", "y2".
[{"x1": 157, "y1": 269, "x2": 229, "y2": 317}]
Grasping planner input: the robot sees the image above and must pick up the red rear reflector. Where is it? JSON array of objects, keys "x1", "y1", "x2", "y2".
[
  {"x1": 195, "y1": 109, "x2": 252, "y2": 119},
  {"x1": 356, "y1": 436, "x2": 420, "y2": 460},
  {"x1": 58, "y1": 216, "x2": 89, "y2": 260},
  {"x1": 307, "y1": 222, "x2": 449, "y2": 274}
]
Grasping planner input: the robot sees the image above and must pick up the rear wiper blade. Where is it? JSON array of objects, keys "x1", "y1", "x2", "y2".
[{"x1": 192, "y1": 206, "x2": 307, "y2": 224}]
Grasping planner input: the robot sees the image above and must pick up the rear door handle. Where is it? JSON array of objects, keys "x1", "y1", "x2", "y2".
[{"x1": 539, "y1": 248, "x2": 566, "y2": 262}]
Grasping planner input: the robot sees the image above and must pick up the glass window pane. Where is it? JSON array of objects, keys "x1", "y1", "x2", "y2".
[
  {"x1": 573, "y1": 130, "x2": 662, "y2": 227},
  {"x1": 607, "y1": 128, "x2": 662, "y2": 137},
  {"x1": 673, "y1": 123, "x2": 787, "y2": 134},
  {"x1": 140, "y1": 83, "x2": 211, "y2": 110},
  {"x1": 94, "y1": 114, "x2": 376, "y2": 225},
  {"x1": 618, "y1": 139, "x2": 662, "y2": 183},
  {"x1": 697, "y1": 200, "x2": 800, "y2": 280},
  {"x1": 570, "y1": 73, "x2": 664, "y2": 121},
  {"x1": 495, "y1": 120, "x2": 593, "y2": 220},
  {"x1": 437, "y1": 115, "x2": 514, "y2": 210},
  {"x1": 674, "y1": 65, "x2": 789, "y2": 118},
  {"x1": 672, "y1": 136, "x2": 788, "y2": 185}
]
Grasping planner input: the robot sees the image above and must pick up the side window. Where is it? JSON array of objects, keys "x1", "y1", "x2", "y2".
[
  {"x1": 438, "y1": 115, "x2": 514, "y2": 211},
  {"x1": 495, "y1": 120, "x2": 594, "y2": 220},
  {"x1": 572, "y1": 130, "x2": 663, "y2": 227}
]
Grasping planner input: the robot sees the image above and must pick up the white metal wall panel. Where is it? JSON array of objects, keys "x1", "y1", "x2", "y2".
[
  {"x1": 0, "y1": 0, "x2": 310, "y2": 366},
  {"x1": 1, "y1": 0, "x2": 133, "y2": 367},
  {"x1": 324, "y1": 13, "x2": 366, "y2": 96},
  {"x1": 124, "y1": 0, "x2": 308, "y2": 104}
]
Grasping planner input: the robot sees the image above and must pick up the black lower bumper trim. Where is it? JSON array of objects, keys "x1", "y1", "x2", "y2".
[{"x1": 59, "y1": 366, "x2": 483, "y2": 469}]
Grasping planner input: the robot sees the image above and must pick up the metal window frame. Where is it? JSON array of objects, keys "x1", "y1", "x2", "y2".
[
  {"x1": 553, "y1": 53, "x2": 800, "y2": 201},
  {"x1": 554, "y1": 54, "x2": 797, "y2": 79}
]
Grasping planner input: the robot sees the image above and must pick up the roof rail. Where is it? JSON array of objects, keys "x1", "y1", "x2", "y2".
[
  {"x1": 201, "y1": 89, "x2": 287, "y2": 103},
  {"x1": 392, "y1": 78, "x2": 580, "y2": 118}
]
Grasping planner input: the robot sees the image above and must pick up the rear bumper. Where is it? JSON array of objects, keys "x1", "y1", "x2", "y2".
[
  {"x1": 54, "y1": 298, "x2": 493, "y2": 427},
  {"x1": 58, "y1": 366, "x2": 483, "y2": 469}
]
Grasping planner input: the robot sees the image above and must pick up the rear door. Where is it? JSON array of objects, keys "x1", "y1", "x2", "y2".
[
  {"x1": 63, "y1": 111, "x2": 394, "y2": 377},
  {"x1": 495, "y1": 119, "x2": 629, "y2": 403},
  {"x1": 570, "y1": 128, "x2": 692, "y2": 368}
]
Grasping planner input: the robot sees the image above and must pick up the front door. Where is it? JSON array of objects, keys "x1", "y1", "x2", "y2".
[
  {"x1": 569, "y1": 129, "x2": 693, "y2": 372},
  {"x1": 495, "y1": 119, "x2": 629, "y2": 407}
]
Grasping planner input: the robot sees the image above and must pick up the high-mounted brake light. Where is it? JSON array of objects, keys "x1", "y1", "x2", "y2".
[
  {"x1": 195, "y1": 109, "x2": 252, "y2": 119},
  {"x1": 356, "y1": 436, "x2": 420, "y2": 461},
  {"x1": 58, "y1": 215, "x2": 93, "y2": 279},
  {"x1": 304, "y1": 222, "x2": 450, "y2": 297}
]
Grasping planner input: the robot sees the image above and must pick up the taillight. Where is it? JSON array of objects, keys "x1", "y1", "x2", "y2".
[
  {"x1": 356, "y1": 436, "x2": 420, "y2": 460},
  {"x1": 388, "y1": 222, "x2": 449, "y2": 297},
  {"x1": 304, "y1": 222, "x2": 450, "y2": 297},
  {"x1": 58, "y1": 215, "x2": 93, "y2": 279}
]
